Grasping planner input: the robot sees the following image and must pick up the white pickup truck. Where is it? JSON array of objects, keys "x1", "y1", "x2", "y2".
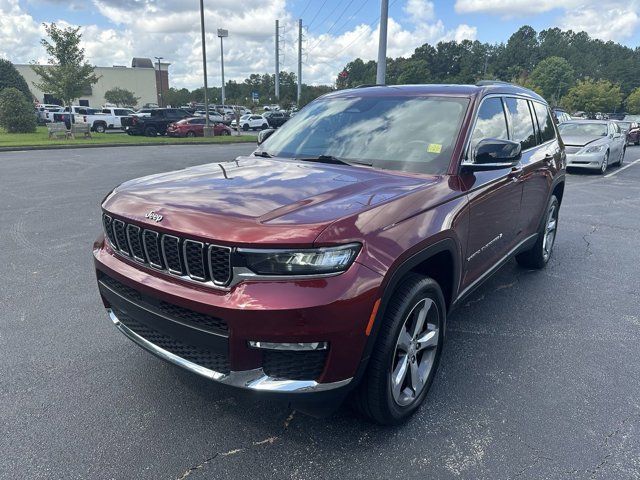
[{"x1": 53, "y1": 106, "x2": 136, "y2": 132}]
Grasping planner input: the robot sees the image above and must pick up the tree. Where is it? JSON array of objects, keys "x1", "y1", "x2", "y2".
[
  {"x1": 0, "y1": 87, "x2": 37, "y2": 133},
  {"x1": 0, "y1": 59, "x2": 32, "y2": 100},
  {"x1": 104, "y1": 87, "x2": 140, "y2": 107},
  {"x1": 31, "y1": 23, "x2": 99, "y2": 116},
  {"x1": 528, "y1": 56, "x2": 575, "y2": 105},
  {"x1": 625, "y1": 87, "x2": 640, "y2": 114},
  {"x1": 561, "y1": 79, "x2": 622, "y2": 114}
]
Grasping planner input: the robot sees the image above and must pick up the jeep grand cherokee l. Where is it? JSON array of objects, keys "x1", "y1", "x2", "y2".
[{"x1": 94, "y1": 83, "x2": 566, "y2": 424}]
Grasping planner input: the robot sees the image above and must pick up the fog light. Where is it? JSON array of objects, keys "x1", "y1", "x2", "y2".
[{"x1": 248, "y1": 341, "x2": 328, "y2": 351}]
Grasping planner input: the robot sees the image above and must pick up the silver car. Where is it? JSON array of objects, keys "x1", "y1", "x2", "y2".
[{"x1": 559, "y1": 120, "x2": 626, "y2": 174}]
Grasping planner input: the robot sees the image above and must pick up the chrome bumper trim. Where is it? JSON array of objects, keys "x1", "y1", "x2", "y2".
[{"x1": 108, "y1": 309, "x2": 352, "y2": 393}]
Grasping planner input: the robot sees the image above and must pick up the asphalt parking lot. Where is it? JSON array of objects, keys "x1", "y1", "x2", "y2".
[{"x1": 2, "y1": 144, "x2": 640, "y2": 479}]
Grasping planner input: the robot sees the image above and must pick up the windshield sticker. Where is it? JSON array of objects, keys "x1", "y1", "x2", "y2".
[{"x1": 427, "y1": 143, "x2": 442, "y2": 154}]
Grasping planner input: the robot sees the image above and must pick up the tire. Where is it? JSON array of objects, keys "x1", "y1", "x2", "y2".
[
  {"x1": 261, "y1": 123, "x2": 268, "y2": 130},
  {"x1": 599, "y1": 150, "x2": 609, "y2": 175},
  {"x1": 94, "y1": 123, "x2": 106, "y2": 134},
  {"x1": 242, "y1": 124, "x2": 249, "y2": 131},
  {"x1": 144, "y1": 126, "x2": 158, "y2": 137},
  {"x1": 223, "y1": 130, "x2": 230, "y2": 136},
  {"x1": 516, "y1": 194, "x2": 559, "y2": 269},
  {"x1": 353, "y1": 274, "x2": 445, "y2": 425},
  {"x1": 186, "y1": 131, "x2": 196, "y2": 138}
]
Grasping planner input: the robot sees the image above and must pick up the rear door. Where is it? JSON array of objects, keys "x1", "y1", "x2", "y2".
[{"x1": 462, "y1": 96, "x2": 524, "y2": 289}]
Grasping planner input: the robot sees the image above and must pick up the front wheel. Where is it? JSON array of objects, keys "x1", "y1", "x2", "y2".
[
  {"x1": 516, "y1": 194, "x2": 559, "y2": 269},
  {"x1": 599, "y1": 151, "x2": 609, "y2": 174},
  {"x1": 144, "y1": 126, "x2": 158, "y2": 137},
  {"x1": 353, "y1": 274, "x2": 445, "y2": 425},
  {"x1": 261, "y1": 123, "x2": 269, "y2": 130},
  {"x1": 242, "y1": 124, "x2": 249, "y2": 131}
]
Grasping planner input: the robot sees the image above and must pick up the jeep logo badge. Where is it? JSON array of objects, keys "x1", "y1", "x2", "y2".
[{"x1": 145, "y1": 211, "x2": 163, "y2": 222}]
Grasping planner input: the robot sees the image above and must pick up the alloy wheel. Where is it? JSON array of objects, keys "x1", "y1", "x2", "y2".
[
  {"x1": 390, "y1": 298, "x2": 439, "y2": 407},
  {"x1": 600, "y1": 152, "x2": 608, "y2": 174},
  {"x1": 542, "y1": 203, "x2": 558, "y2": 261}
]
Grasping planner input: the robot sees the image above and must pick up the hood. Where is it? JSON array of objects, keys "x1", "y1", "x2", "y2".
[
  {"x1": 103, "y1": 156, "x2": 432, "y2": 246},
  {"x1": 561, "y1": 135, "x2": 606, "y2": 147}
]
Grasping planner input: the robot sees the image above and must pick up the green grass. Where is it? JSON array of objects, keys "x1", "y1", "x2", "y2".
[{"x1": 0, "y1": 126, "x2": 255, "y2": 149}]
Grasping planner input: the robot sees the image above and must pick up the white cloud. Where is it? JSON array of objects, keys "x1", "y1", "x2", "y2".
[
  {"x1": 0, "y1": 0, "x2": 477, "y2": 88},
  {"x1": 455, "y1": 0, "x2": 640, "y2": 41}
]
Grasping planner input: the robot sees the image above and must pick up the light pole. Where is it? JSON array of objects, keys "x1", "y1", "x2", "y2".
[
  {"x1": 375, "y1": 0, "x2": 389, "y2": 85},
  {"x1": 155, "y1": 56, "x2": 164, "y2": 107},
  {"x1": 217, "y1": 29, "x2": 228, "y2": 106},
  {"x1": 199, "y1": 0, "x2": 212, "y2": 135}
]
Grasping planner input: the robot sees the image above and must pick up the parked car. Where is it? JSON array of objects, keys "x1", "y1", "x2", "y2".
[
  {"x1": 121, "y1": 108, "x2": 191, "y2": 136},
  {"x1": 559, "y1": 120, "x2": 626, "y2": 173},
  {"x1": 614, "y1": 120, "x2": 640, "y2": 145},
  {"x1": 551, "y1": 107, "x2": 571, "y2": 124},
  {"x1": 194, "y1": 110, "x2": 225, "y2": 123},
  {"x1": 36, "y1": 104, "x2": 62, "y2": 123},
  {"x1": 231, "y1": 114, "x2": 250, "y2": 129},
  {"x1": 236, "y1": 114, "x2": 269, "y2": 131},
  {"x1": 166, "y1": 117, "x2": 232, "y2": 137},
  {"x1": 263, "y1": 111, "x2": 289, "y2": 128},
  {"x1": 94, "y1": 82, "x2": 565, "y2": 424}
]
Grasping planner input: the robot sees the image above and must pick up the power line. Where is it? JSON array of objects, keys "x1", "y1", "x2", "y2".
[
  {"x1": 298, "y1": 0, "x2": 313, "y2": 18},
  {"x1": 307, "y1": 0, "x2": 329, "y2": 29},
  {"x1": 306, "y1": 0, "x2": 357, "y2": 53},
  {"x1": 308, "y1": 0, "x2": 344, "y2": 32}
]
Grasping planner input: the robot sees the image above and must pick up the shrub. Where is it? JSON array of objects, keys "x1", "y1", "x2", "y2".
[
  {"x1": 0, "y1": 59, "x2": 32, "y2": 101},
  {"x1": 0, "y1": 87, "x2": 37, "y2": 133}
]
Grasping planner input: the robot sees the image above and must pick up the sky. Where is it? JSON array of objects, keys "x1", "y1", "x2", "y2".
[{"x1": 1, "y1": 0, "x2": 640, "y2": 90}]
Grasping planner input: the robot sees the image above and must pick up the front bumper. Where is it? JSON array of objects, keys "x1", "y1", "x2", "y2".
[
  {"x1": 94, "y1": 236, "x2": 382, "y2": 393},
  {"x1": 566, "y1": 152, "x2": 605, "y2": 169}
]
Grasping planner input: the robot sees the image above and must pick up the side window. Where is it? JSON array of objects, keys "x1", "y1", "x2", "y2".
[
  {"x1": 504, "y1": 97, "x2": 537, "y2": 150},
  {"x1": 533, "y1": 102, "x2": 556, "y2": 143},
  {"x1": 469, "y1": 97, "x2": 508, "y2": 155}
]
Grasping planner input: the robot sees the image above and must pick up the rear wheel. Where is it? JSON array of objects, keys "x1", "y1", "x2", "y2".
[
  {"x1": 144, "y1": 126, "x2": 158, "y2": 137},
  {"x1": 186, "y1": 131, "x2": 196, "y2": 138},
  {"x1": 516, "y1": 194, "x2": 559, "y2": 269},
  {"x1": 242, "y1": 124, "x2": 249, "y2": 131},
  {"x1": 94, "y1": 123, "x2": 106, "y2": 134},
  {"x1": 353, "y1": 274, "x2": 444, "y2": 425}
]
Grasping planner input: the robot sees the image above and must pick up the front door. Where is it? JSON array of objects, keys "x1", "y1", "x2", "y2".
[{"x1": 461, "y1": 96, "x2": 524, "y2": 290}]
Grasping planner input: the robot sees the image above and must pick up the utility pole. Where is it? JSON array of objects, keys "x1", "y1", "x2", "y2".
[
  {"x1": 376, "y1": 0, "x2": 389, "y2": 85},
  {"x1": 275, "y1": 19, "x2": 280, "y2": 101},
  {"x1": 218, "y1": 29, "x2": 228, "y2": 106},
  {"x1": 198, "y1": 1, "x2": 211, "y2": 134},
  {"x1": 155, "y1": 56, "x2": 164, "y2": 107},
  {"x1": 297, "y1": 19, "x2": 302, "y2": 105}
]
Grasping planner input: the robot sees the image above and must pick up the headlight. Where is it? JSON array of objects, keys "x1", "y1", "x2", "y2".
[
  {"x1": 237, "y1": 243, "x2": 361, "y2": 275},
  {"x1": 581, "y1": 144, "x2": 605, "y2": 154}
]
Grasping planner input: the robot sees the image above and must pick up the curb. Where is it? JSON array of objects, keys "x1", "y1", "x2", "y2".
[{"x1": 0, "y1": 138, "x2": 255, "y2": 153}]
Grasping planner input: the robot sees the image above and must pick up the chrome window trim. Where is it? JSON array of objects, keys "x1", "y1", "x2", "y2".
[
  {"x1": 112, "y1": 219, "x2": 131, "y2": 256},
  {"x1": 126, "y1": 224, "x2": 146, "y2": 263},
  {"x1": 108, "y1": 308, "x2": 351, "y2": 392},
  {"x1": 208, "y1": 244, "x2": 232, "y2": 286},
  {"x1": 161, "y1": 234, "x2": 183, "y2": 276},
  {"x1": 142, "y1": 229, "x2": 163, "y2": 270},
  {"x1": 183, "y1": 240, "x2": 207, "y2": 282}
]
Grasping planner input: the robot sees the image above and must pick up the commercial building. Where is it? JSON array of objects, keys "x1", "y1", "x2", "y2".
[{"x1": 14, "y1": 57, "x2": 170, "y2": 108}]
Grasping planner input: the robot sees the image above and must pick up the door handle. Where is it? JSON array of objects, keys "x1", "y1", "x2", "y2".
[{"x1": 508, "y1": 166, "x2": 523, "y2": 181}]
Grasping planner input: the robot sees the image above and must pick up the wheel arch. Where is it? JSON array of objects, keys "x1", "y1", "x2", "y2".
[{"x1": 350, "y1": 237, "x2": 461, "y2": 387}]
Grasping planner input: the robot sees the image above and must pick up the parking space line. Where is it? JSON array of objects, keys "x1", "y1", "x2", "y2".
[{"x1": 604, "y1": 158, "x2": 640, "y2": 178}]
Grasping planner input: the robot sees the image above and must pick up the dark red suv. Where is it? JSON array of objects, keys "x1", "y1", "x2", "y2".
[{"x1": 94, "y1": 83, "x2": 565, "y2": 424}]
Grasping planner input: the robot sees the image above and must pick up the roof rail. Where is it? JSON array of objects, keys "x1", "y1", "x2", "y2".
[
  {"x1": 355, "y1": 84, "x2": 386, "y2": 88},
  {"x1": 476, "y1": 80, "x2": 513, "y2": 87}
]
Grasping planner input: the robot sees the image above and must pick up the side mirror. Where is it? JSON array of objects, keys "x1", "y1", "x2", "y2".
[
  {"x1": 257, "y1": 128, "x2": 276, "y2": 145},
  {"x1": 465, "y1": 138, "x2": 521, "y2": 170}
]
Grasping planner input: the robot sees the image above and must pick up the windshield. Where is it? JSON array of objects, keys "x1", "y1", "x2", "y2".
[
  {"x1": 261, "y1": 95, "x2": 469, "y2": 174},
  {"x1": 559, "y1": 123, "x2": 607, "y2": 137}
]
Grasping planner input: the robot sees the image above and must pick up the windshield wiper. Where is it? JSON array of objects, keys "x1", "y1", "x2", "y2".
[
  {"x1": 297, "y1": 155, "x2": 373, "y2": 166},
  {"x1": 253, "y1": 150, "x2": 272, "y2": 158}
]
